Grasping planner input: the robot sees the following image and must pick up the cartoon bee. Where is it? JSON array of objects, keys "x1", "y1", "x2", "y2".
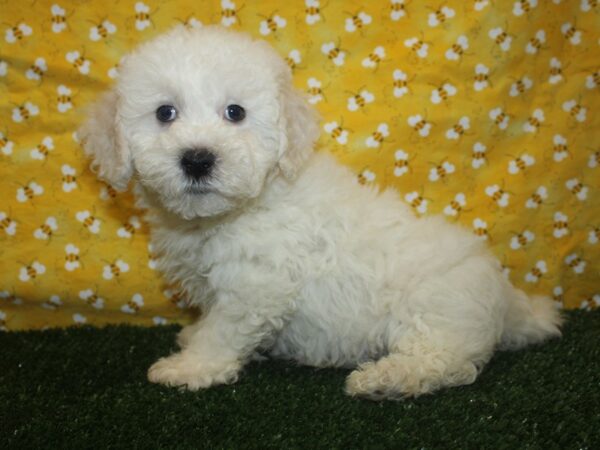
[
  {"x1": 428, "y1": 6, "x2": 455, "y2": 27},
  {"x1": 485, "y1": 185, "x2": 509, "y2": 207},
  {"x1": 221, "y1": 0, "x2": 240, "y2": 27},
  {"x1": 588, "y1": 227, "x2": 599, "y2": 245},
  {"x1": 509, "y1": 230, "x2": 535, "y2": 250},
  {"x1": 405, "y1": 192, "x2": 428, "y2": 214},
  {"x1": 394, "y1": 149, "x2": 410, "y2": 177},
  {"x1": 259, "y1": 14, "x2": 287, "y2": 36},
  {"x1": 19, "y1": 261, "x2": 46, "y2": 282},
  {"x1": 345, "y1": 12, "x2": 372, "y2": 33},
  {"x1": 562, "y1": 100, "x2": 586, "y2": 122},
  {"x1": 0, "y1": 132, "x2": 14, "y2": 155},
  {"x1": 321, "y1": 42, "x2": 346, "y2": 66},
  {"x1": 390, "y1": 0, "x2": 406, "y2": 21},
  {"x1": 404, "y1": 37, "x2": 428, "y2": 58},
  {"x1": 30, "y1": 136, "x2": 54, "y2": 160},
  {"x1": 588, "y1": 151, "x2": 600, "y2": 168},
  {"x1": 474, "y1": 64, "x2": 490, "y2": 91},
  {"x1": 489, "y1": 107, "x2": 509, "y2": 130},
  {"x1": 65, "y1": 244, "x2": 81, "y2": 271},
  {"x1": 362, "y1": 46, "x2": 385, "y2": 69},
  {"x1": 443, "y1": 193, "x2": 466, "y2": 217},
  {"x1": 472, "y1": 218, "x2": 488, "y2": 240},
  {"x1": 42, "y1": 295, "x2": 63, "y2": 310},
  {"x1": 429, "y1": 161, "x2": 455, "y2": 182},
  {"x1": 323, "y1": 121, "x2": 349, "y2": 145},
  {"x1": 99, "y1": 183, "x2": 118, "y2": 200},
  {"x1": 153, "y1": 316, "x2": 168, "y2": 325},
  {"x1": 72, "y1": 313, "x2": 87, "y2": 324},
  {"x1": 553, "y1": 212, "x2": 569, "y2": 238},
  {"x1": 33, "y1": 217, "x2": 58, "y2": 240},
  {"x1": 561, "y1": 22, "x2": 581, "y2": 45},
  {"x1": 513, "y1": 0, "x2": 537, "y2": 16},
  {"x1": 12, "y1": 102, "x2": 40, "y2": 123},
  {"x1": 103, "y1": 259, "x2": 130, "y2": 280},
  {"x1": 135, "y1": 2, "x2": 152, "y2": 31},
  {"x1": 57, "y1": 85, "x2": 73, "y2": 113},
  {"x1": 347, "y1": 90, "x2": 375, "y2": 111},
  {"x1": 305, "y1": 0, "x2": 322, "y2": 25},
  {"x1": 0, "y1": 211, "x2": 17, "y2": 236},
  {"x1": 76, "y1": 210, "x2": 101, "y2": 234},
  {"x1": 586, "y1": 71, "x2": 600, "y2": 90},
  {"x1": 509, "y1": 76, "x2": 533, "y2": 97},
  {"x1": 393, "y1": 69, "x2": 410, "y2": 98},
  {"x1": 552, "y1": 286, "x2": 564, "y2": 308},
  {"x1": 0, "y1": 60, "x2": 7, "y2": 76},
  {"x1": 16, "y1": 181, "x2": 43, "y2": 203},
  {"x1": 525, "y1": 260, "x2": 547, "y2": 283},
  {"x1": 25, "y1": 57, "x2": 47, "y2": 81},
  {"x1": 122, "y1": 293, "x2": 144, "y2": 314},
  {"x1": 472, "y1": 142, "x2": 488, "y2": 169},
  {"x1": 579, "y1": 295, "x2": 600, "y2": 311},
  {"x1": 565, "y1": 178, "x2": 588, "y2": 201},
  {"x1": 306, "y1": 78, "x2": 323, "y2": 104},
  {"x1": 565, "y1": 254, "x2": 586, "y2": 274},
  {"x1": 430, "y1": 83, "x2": 457, "y2": 104},
  {"x1": 446, "y1": 116, "x2": 470, "y2": 140},
  {"x1": 89, "y1": 20, "x2": 117, "y2": 41},
  {"x1": 108, "y1": 65, "x2": 119, "y2": 79},
  {"x1": 474, "y1": 0, "x2": 490, "y2": 10},
  {"x1": 358, "y1": 169, "x2": 376, "y2": 185},
  {"x1": 66, "y1": 51, "x2": 91, "y2": 75},
  {"x1": 51, "y1": 5, "x2": 67, "y2": 33},
  {"x1": 285, "y1": 49, "x2": 301, "y2": 70},
  {"x1": 163, "y1": 288, "x2": 187, "y2": 309},
  {"x1": 5, "y1": 22, "x2": 32, "y2": 43},
  {"x1": 366, "y1": 123, "x2": 389, "y2": 148},
  {"x1": 508, "y1": 154, "x2": 535, "y2": 174},
  {"x1": 79, "y1": 289, "x2": 104, "y2": 309},
  {"x1": 61, "y1": 165, "x2": 77, "y2": 192},
  {"x1": 489, "y1": 27, "x2": 512, "y2": 52},
  {"x1": 523, "y1": 108, "x2": 544, "y2": 133},
  {"x1": 148, "y1": 243, "x2": 159, "y2": 270},
  {"x1": 181, "y1": 17, "x2": 202, "y2": 29},
  {"x1": 445, "y1": 35, "x2": 468, "y2": 60},
  {"x1": 525, "y1": 30, "x2": 545, "y2": 54},
  {"x1": 407, "y1": 115, "x2": 432, "y2": 137},
  {"x1": 549, "y1": 58, "x2": 563, "y2": 84},
  {"x1": 581, "y1": 0, "x2": 598, "y2": 12},
  {"x1": 0, "y1": 290, "x2": 22, "y2": 305},
  {"x1": 117, "y1": 216, "x2": 142, "y2": 238},
  {"x1": 525, "y1": 186, "x2": 548, "y2": 209},
  {"x1": 552, "y1": 135, "x2": 568, "y2": 162}
]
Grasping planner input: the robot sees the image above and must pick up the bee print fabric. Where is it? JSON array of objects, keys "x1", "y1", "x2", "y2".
[{"x1": 1, "y1": 0, "x2": 599, "y2": 329}]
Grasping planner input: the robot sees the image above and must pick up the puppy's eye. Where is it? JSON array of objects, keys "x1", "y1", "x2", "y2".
[
  {"x1": 156, "y1": 105, "x2": 177, "y2": 123},
  {"x1": 224, "y1": 104, "x2": 246, "y2": 123}
]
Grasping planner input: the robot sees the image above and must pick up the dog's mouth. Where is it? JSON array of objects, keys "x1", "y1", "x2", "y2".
[{"x1": 185, "y1": 182, "x2": 213, "y2": 195}]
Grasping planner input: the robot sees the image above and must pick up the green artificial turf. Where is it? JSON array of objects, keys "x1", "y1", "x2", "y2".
[{"x1": 1, "y1": 310, "x2": 599, "y2": 449}]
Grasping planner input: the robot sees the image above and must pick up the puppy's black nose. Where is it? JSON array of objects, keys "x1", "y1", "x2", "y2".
[{"x1": 180, "y1": 149, "x2": 216, "y2": 180}]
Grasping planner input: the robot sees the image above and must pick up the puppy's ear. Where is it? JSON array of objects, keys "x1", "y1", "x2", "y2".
[
  {"x1": 79, "y1": 90, "x2": 133, "y2": 191},
  {"x1": 277, "y1": 82, "x2": 319, "y2": 179}
]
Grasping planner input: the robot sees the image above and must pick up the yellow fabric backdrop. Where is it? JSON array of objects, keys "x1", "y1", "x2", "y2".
[{"x1": 1, "y1": 0, "x2": 599, "y2": 330}]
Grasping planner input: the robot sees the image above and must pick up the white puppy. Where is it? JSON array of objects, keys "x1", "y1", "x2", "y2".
[{"x1": 80, "y1": 26, "x2": 561, "y2": 399}]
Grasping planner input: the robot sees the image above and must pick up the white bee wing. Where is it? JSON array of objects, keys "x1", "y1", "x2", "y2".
[{"x1": 89, "y1": 27, "x2": 101, "y2": 41}]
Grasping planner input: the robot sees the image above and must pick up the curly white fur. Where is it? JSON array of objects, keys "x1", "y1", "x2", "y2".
[{"x1": 80, "y1": 25, "x2": 562, "y2": 399}]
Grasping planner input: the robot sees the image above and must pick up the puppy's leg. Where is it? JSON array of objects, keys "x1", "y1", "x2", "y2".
[
  {"x1": 176, "y1": 321, "x2": 202, "y2": 349},
  {"x1": 347, "y1": 256, "x2": 503, "y2": 399},
  {"x1": 149, "y1": 281, "x2": 293, "y2": 390},
  {"x1": 346, "y1": 340, "x2": 481, "y2": 400}
]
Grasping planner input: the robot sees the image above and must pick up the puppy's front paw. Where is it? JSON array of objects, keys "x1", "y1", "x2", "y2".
[{"x1": 147, "y1": 351, "x2": 240, "y2": 391}]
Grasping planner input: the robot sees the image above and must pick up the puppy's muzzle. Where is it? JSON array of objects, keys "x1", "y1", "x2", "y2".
[{"x1": 180, "y1": 148, "x2": 216, "y2": 181}]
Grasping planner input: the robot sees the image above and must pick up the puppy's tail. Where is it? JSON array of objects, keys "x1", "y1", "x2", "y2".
[{"x1": 499, "y1": 288, "x2": 563, "y2": 351}]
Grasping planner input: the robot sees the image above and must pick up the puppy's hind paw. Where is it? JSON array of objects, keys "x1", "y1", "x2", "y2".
[{"x1": 148, "y1": 351, "x2": 240, "y2": 391}]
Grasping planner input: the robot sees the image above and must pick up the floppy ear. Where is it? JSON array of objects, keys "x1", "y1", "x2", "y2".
[
  {"x1": 277, "y1": 82, "x2": 320, "y2": 180},
  {"x1": 79, "y1": 90, "x2": 133, "y2": 191}
]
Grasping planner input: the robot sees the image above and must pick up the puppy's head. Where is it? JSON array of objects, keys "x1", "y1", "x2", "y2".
[{"x1": 80, "y1": 26, "x2": 318, "y2": 219}]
